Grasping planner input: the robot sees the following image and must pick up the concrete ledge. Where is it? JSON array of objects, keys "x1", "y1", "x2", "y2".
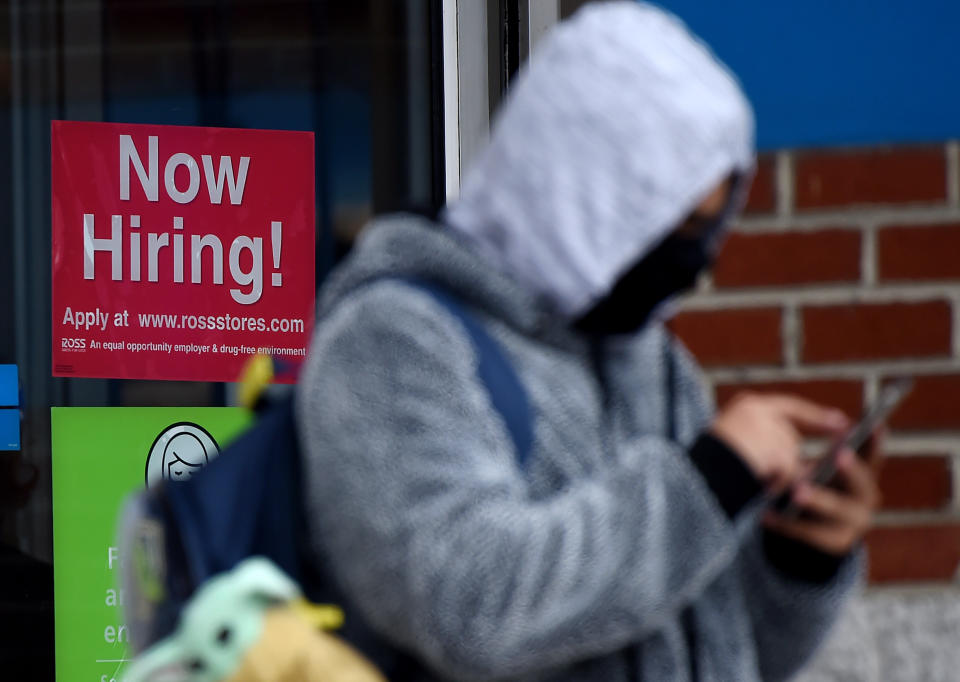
[{"x1": 796, "y1": 586, "x2": 960, "y2": 682}]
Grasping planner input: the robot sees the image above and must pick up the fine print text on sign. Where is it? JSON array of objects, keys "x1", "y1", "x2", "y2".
[{"x1": 51, "y1": 121, "x2": 316, "y2": 382}]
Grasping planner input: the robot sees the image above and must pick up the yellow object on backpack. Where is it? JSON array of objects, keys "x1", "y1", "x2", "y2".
[{"x1": 123, "y1": 558, "x2": 385, "y2": 682}]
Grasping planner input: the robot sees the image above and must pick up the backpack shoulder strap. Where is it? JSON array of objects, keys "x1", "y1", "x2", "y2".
[{"x1": 397, "y1": 278, "x2": 534, "y2": 468}]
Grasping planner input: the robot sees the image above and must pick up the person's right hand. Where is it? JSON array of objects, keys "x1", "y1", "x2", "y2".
[{"x1": 710, "y1": 393, "x2": 849, "y2": 492}]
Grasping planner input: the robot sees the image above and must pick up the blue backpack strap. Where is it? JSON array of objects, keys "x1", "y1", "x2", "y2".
[{"x1": 397, "y1": 279, "x2": 534, "y2": 467}]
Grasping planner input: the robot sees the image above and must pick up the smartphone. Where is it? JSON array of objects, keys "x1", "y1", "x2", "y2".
[{"x1": 772, "y1": 377, "x2": 914, "y2": 519}]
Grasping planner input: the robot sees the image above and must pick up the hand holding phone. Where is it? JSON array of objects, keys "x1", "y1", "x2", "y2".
[
  {"x1": 772, "y1": 378, "x2": 912, "y2": 520},
  {"x1": 711, "y1": 393, "x2": 851, "y2": 493}
]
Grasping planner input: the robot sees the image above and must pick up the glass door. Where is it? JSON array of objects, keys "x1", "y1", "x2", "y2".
[{"x1": 0, "y1": 1, "x2": 449, "y2": 678}]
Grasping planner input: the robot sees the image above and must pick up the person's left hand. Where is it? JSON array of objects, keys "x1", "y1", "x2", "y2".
[{"x1": 763, "y1": 430, "x2": 884, "y2": 555}]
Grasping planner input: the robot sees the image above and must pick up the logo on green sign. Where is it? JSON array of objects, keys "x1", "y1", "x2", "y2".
[{"x1": 144, "y1": 422, "x2": 220, "y2": 488}]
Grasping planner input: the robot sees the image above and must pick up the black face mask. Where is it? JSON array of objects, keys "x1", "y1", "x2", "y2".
[{"x1": 574, "y1": 232, "x2": 713, "y2": 336}]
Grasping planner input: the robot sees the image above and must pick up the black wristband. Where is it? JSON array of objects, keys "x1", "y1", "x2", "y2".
[{"x1": 687, "y1": 432, "x2": 764, "y2": 520}]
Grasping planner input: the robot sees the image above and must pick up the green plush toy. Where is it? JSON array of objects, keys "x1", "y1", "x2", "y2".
[{"x1": 123, "y1": 557, "x2": 384, "y2": 682}]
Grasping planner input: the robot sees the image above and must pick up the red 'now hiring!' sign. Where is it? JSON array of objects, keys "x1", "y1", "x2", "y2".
[{"x1": 51, "y1": 121, "x2": 316, "y2": 382}]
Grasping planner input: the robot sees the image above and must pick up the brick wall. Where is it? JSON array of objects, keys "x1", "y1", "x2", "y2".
[{"x1": 672, "y1": 143, "x2": 960, "y2": 585}]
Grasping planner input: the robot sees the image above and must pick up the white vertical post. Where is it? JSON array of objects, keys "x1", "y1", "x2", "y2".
[
  {"x1": 442, "y1": 0, "x2": 462, "y2": 200},
  {"x1": 528, "y1": 0, "x2": 560, "y2": 54}
]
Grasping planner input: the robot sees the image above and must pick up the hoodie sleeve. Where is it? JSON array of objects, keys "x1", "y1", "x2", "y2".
[
  {"x1": 296, "y1": 285, "x2": 749, "y2": 681},
  {"x1": 664, "y1": 338, "x2": 862, "y2": 682},
  {"x1": 735, "y1": 530, "x2": 863, "y2": 681}
]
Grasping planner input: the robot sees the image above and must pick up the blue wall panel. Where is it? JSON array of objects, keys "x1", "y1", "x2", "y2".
[{"x1": 656, "y1": 1, "x2": 960, "y2": 149}]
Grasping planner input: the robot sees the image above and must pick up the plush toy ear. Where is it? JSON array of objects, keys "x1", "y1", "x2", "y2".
[
  {"x1": 228, "y1": 557, "x2": 301, "y2": 603},
  {"x1": 122, "y1": 639, "x2": 193, "y2": 682}
]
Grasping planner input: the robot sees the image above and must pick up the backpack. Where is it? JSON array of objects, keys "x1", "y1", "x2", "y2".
[{"x1": 119, "y1": 279, "x2": 533, "y2": 677}]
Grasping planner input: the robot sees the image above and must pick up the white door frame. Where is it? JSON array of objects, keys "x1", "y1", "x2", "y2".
[{"x1": 442, "y1": 0, "x2": 561, "y2": 200}]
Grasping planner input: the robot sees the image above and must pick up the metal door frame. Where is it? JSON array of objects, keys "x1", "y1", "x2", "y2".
[{"x1": 441, "y1": 0, "x2": 560, "y2": 199}]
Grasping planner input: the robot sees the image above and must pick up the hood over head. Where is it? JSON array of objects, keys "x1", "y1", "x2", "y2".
[{"x1": 444, "y1": 0, "x2": 755, "y2": 319}]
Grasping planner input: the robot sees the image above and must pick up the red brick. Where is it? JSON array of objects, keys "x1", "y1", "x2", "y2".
[
  {"x1": 715, "y1": 379, "x2": 863, "y2": 417},
  {"x1": 713, "y1": 229, "x2": 860, "y2": 288},
  {"x1": 878, "y1": 223, "x2": 960, "y2": 281},
  {"x1": 669, "y1": 308, "x2": 781, "y2": 367},
  {"x1": 878, "y1": 456, "x2": 953, "y2": 511},
  {"x1": 801, "y1": 301, "x2": 952, "y2": 363},
  {"x1": 744, "y1": 154, "x2": 776, "y2": 214},
  {"x1": 866, "y1": 524, "x2": 960, "y2": 583},
  {"x1": 795, "y1": 146, "x2": 947, "y2": 210},
  {"x1": 887, "y1": 374, "x2": 960, "y2": 431}
]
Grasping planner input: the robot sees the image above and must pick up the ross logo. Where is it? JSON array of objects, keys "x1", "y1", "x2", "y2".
[
  {"x1": 61, "y1": 337, "x2": 87, "y2": 352},
  {"x1": 144, "y1": 422, "x2": 219, "y2": 489}
]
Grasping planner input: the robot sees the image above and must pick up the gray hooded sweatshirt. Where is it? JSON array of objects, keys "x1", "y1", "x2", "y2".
[{"x1": 296, "y1": 3, "x2": 859, "y2": 680}]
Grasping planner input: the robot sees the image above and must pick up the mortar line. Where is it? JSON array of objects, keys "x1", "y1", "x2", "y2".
[
  {"x1": 951, "y1": 290, "x2": 960, "y2": 358},
  {"x1": 884, "y1": 436, "x2": 960, "y2": 452},
  {"x1": 861, "y1": 222, "x2": 878, "y2": 286},
  {"x1": 736, "y1": 206, "x2": 960, "y2": 232},
  {"x1": 776, "y1": 151, "x2": 794, "y2": 218},
  {"x1": 865, "y1": 583, "x2": 960, "y2": 596},
  {"x1": 947, "y1": 140, "x2": 960, "y2": 207},
  {"x1": 697, "y1": 271, "x2": 714, "y2": 294},
  {"x1": 809, "y1": 437, "x2": 960, "y2": 455},
  {"x1": 882, "y1": 440, "x2": 960, "y2": 455},
  {"x1": 864, "y1": 372, "x2": 879, "y2": 409},
  {"x1": 704, "y1": 359, "x2": 960, "y2": 383},
  {"x1": 875, "y1": 510, "x2": 960, "y2": 525},
  {"x1": 951, "y1": 452, "x2": 960, "y2": 514},
  {"x1": 782, "y1": 302, "x2": 799, "y2": 368},
  {"x1": 680, "y1": 283, "x2": 959, "y2": 309}
]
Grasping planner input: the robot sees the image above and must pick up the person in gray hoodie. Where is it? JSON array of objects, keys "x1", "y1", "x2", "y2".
[{"x1": 296, "y1": 2, "x2": 881, "y2": 680}]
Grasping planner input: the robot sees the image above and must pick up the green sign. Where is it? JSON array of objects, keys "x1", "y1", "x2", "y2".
[{"x1": 52, "y1": 407, "x2": 251, "y2": 682}]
